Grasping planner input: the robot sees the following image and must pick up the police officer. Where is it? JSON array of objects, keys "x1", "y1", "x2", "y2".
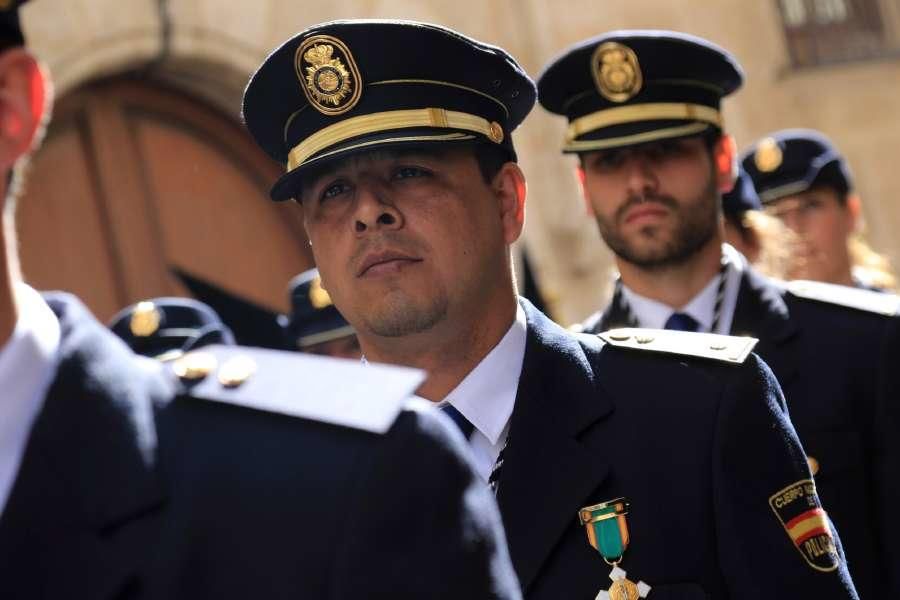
[
  {"x1": 538, "y1": 29, "x2": 899, "y2": 598},
  {"x1": 742, "y1": 129, "x2": 897, "y2": 291},
  {"x1": 721, "y1": 166, "x2": 795, "y2": 277},
  {"x1": 243, "y1": 20, "x2": 858, "y2": 599},
  {"x1": 0, "y1": 3, "x2": 520, "y2": 598},
  {"x1": 109, "y1": 296, "x2": 236, "y2": 360},
  {"x1": 281, "y1": 268, "x2": 360, "y2": 358}
]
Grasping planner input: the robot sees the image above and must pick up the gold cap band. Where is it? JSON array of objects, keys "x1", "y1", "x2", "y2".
[
  {"x1": 565, "y1": 102, "x2": 722, "y2": 144},
  {"x1": 287, "y1": 107, "x2": 503, "y2": 172},
  {"x1": 563, "y1": 122, "x2": 712, "y2": 153}
]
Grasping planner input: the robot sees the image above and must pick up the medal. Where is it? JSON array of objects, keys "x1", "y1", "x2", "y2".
[{"x1": 578, "y1": 497, "x2": 651, "y2": 600}]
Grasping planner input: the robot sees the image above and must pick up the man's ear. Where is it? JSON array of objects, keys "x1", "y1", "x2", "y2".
[
  {"x1": 0, "y1": 48, "x2": 48, "y2": 170},
  {"x1": 845, "y1": 192, "x2": 862, "y2": 232},
  {"x1": 575, "y1": 165, "x2": 596, "y2": 216},
  {"x1": 493, "y1": 161, "x2": 526, "y2": 245},
  {"x1": 713, "y1": 134, "x2": 737, "y2": 194}
]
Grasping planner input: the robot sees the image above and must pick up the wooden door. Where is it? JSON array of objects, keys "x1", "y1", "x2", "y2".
[{"x1": 15, "y1": 78, "x2": 312, "y2": 322}]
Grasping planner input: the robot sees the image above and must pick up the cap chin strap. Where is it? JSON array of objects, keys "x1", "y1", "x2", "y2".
[
  {"x1": 287, "y1": 107, "x2": 504, "y2": 171},
  {"x1": 564, "y1": 102, "x2": 722, "y2": 144},
  {"x1": 564, "y1": 122, "x2": 712, "y2": 153}
]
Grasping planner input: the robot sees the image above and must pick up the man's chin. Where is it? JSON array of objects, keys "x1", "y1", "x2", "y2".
[
  {"x1": 359, "y1": 293, "x2": 448, "y2": 339},
  {"x1": 615, "y1": 239, "x2": 681, "y2": 268}
]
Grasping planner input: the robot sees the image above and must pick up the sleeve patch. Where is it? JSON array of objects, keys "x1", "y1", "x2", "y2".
[{"x1": 769, "y1": 479, "x2": 840, "y2": 572}]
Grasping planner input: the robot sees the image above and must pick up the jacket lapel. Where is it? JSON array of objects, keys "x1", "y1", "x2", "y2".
[
  {"x1": 730, "y1": 269, "x2": 800, "y2": 388},
  {"x1": 0, "y1": 293, "x2": 169, "y2": 599},
  {"x1": 498, "y1": 300, "x2": 614, "y2": 591}
]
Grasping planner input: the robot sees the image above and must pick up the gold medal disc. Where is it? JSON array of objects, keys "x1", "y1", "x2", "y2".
[{"x1": 608, "y1": 578, "x2": 640, "y2": 600}]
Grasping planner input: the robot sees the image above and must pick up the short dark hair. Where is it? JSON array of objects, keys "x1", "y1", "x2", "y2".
[{"x1": 473, "y1": 142, "x2": 512, "y2": 184}]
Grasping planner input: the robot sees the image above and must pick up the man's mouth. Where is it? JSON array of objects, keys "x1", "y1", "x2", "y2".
[
  {"x1": 357, "y1": 251, "x2": 422, "y2": 277},
  {"x1": 622, "y1": 203, "x2": 669, "y2": 225}
]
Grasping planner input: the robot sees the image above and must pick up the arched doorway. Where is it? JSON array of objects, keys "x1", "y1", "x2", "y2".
[{"x1": 16, "y1": 77, "x2": 312, "y2": 322}]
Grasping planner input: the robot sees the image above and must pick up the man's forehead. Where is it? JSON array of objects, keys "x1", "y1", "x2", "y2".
[{"x1": 301, "y1": 146, "x2": 471, "y2": 188}]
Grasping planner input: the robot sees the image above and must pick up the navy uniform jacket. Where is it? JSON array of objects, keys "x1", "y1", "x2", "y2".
[
  {"x1": 500, "y1": 301, "x2": 857, "y2": 599},
  {"x1": 0, "y1": 293, "x2": 521, "y2": 600},
  {"x1": 584, "y1": 269, "x2": 900, "y2": 599}
]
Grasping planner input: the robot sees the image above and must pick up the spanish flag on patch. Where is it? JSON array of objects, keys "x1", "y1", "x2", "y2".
[{"x1": 769, "y1": 479, "x2": 840, "y2": 572}]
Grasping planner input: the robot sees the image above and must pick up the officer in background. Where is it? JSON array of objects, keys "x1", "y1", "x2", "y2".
[
  {"x1": 0, "y1": 3, "x2": 521, "y2": 598},
  {"x1": 280, "y1": 268, "x2": 361, "y2": 359},
  {"x1": 743, "y1": 129, "x2": 897, "y2": 292},
  {"x1": 539, "y1": 29, "x2": 898, "y2": 598},
  {"x1": 109, "y1": 296, "x2": 235, "y2": 361},
  {"x1": 244, "y1": 19, "x2": 858, "y2": 599},
  {"x1": 722, "y1": 167, "x2": 795, "y2": 278}
]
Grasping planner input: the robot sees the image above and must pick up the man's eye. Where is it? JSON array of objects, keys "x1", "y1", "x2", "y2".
[
  {"x1": 592, "y1": 152, "x2": 623, "y2": 169},
  {"x1": 645, "y1": 141, "x2": 680, "y2": 160},
  {"x1": 393, "y1": 166, "x2": 430, "y2": 180},
  {"x1": 798, "y1": 198, "x2": 822, "y2": 212},
  {"x1": 321, "y1": 181, "x2": 351, "y2": 201}
]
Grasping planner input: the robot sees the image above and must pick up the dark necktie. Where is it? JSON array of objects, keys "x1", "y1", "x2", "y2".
[
  {"x1": 664, "y1": 312, "x2": 699, "y2": 332},
  {"x1": 488, "y1": 437, "x2": 507, "y2": 495},
  {"x1": 440, "y1": 403, "x2": 474, "y2": 439}
]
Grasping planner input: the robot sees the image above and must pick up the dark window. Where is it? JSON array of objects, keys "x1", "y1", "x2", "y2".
[{"x1": 777, "y1": 0, "x2": 887, "y2": 67}]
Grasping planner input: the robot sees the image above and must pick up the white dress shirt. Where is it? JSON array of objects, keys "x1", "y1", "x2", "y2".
[
  {"x1": 437, "y1": 303, "x2": 527, "y2": 482},
  {"x1": 0, "y1": 284, "x2": 61, "y2": 516},
  {"x1": 620, "y1": 244, "x2": 745, "y2": 334}
]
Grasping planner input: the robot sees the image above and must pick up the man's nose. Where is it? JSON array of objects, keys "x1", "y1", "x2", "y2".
[
  {"x1": 352, "y1": 180, "x2": 404, "y2": 234},
  {"x1": 623, "y1": 153, "x2": 659, "y2": 198}
]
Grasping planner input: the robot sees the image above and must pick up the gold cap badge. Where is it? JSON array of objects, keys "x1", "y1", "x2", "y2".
[
  {"x1": 296, "y1": 35, "x2": 362, "y2": 116},
  {"x1": 130, "y1": 301, "x2": 161, "y2": 337},
  {"x1": 754, "y1": 137, "x2": 783, "y2": 173},
  {"x1": 309, "y1": 276, "x2": 333, "y2": 309},
  {"x1": 592, "y1": 42, "x2": 643, "y2": 103}
]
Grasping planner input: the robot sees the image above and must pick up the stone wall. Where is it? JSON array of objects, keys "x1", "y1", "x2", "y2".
[{"x1": 22, "y1": 0, "x2": 900, "y2": 323}]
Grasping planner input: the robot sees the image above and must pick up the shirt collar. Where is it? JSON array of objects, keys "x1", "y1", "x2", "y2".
[
  {"x1": 441, "y1": 303, "x2": 527, "y2": 445},
  {"x1": 0, "y1": 283, "x2": 61, "y2": 514},
  {"x1": 0, "y1": 283, "x2": 62, "y2": 398},
  {"x1": 621, "y1": 244, "x2": 744, "y2": 332}
]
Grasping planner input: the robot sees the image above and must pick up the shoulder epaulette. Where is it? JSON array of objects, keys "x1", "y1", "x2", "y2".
[
  {"x1": 598, "y1": 328, "x2": 758, "y2": 364},
  {"x1": 169, "y1": 344, "x2": 425, "y2": 433},
  {"x1": 787, "y1": 280, "x2": 900, "y2": 316}
]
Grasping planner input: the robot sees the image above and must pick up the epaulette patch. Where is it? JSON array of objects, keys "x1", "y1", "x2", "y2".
[
  {"x1": 598, "y1": 328, "x2": 758, "y2": 364},
  {"x1": 787, "y1": 279, "x2": 900, "y2": 316},
  {"x1": 769, "y1": 479, "x2": 840, "y2": 572},
  {"x1": 171, "y1": 344, "x2": 425, "y2": 434}
]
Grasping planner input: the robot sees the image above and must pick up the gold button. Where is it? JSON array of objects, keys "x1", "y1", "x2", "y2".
[
  {"x1": 172, "y1": 351, "x2": 217, "y2": 381},
  {"x1": 636, "y1": 335, "x2": 654, "y2": 344},
  {"x1": 487, "y1": 121, "x2": 504, "y2": 143},
  {"x1": 806, "y1": 456, "x2": 820, "y2": 476},
  {"x1": 709, "y1": 343, "x2": 727, "y2": 351},
  {"x1": 753, "y1": 137, "x2": 783, "y2": 173},
  {"x1": 218, "y1": 355, "x2": 257, "y2": 388},
  {"x1": 608, "y1": 330, "x2": 631, "y2": 341}
]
